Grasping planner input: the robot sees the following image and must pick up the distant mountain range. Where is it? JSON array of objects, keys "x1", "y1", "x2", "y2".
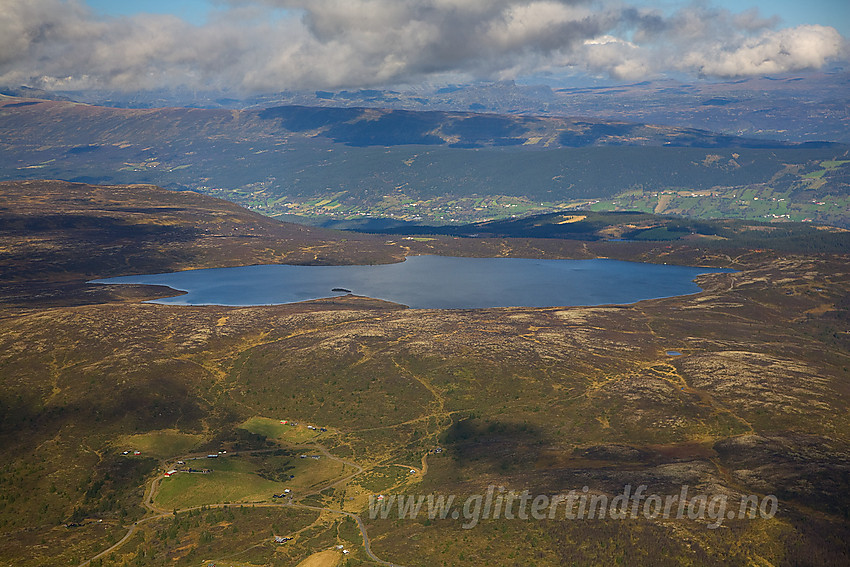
[
  {"x1": 3, "y1": 97, "x2": 826, "y2": 151},
  {"x1": 10, "y1": 68, "x2": 848, "y2": 144},
  {"x1": 1, "y1": 95, "x2": 848, "y2": 227}
]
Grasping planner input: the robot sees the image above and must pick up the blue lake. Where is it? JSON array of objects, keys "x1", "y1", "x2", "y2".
[{"x1": 91, "y1": 256, "x2": 735, "y2": 309}]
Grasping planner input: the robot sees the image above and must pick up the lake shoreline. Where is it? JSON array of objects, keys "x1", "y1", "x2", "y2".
[{"x1": 90, "y1": 255, "x2": 736, "y2": 310}]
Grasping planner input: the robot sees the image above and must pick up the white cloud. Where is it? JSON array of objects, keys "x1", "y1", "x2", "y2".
[
  {"x1": 680, "y1": 25, "x2": 846, "y2": 77},
  {"x1": 579, "y1": 36, "x2": 649, "y2": 80},
  {"x1": 0, "y1": 0, "x2": 845, "y2": 92}
]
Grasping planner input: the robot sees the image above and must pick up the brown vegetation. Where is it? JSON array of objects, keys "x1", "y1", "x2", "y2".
[{"x1": 0, "y1": 181, "x2": 848, "y2": 566}]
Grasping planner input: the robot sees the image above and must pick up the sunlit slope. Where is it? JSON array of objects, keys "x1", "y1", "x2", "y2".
[{"x1": 2, "y1": 98, "x2": 847, "y2": 225}]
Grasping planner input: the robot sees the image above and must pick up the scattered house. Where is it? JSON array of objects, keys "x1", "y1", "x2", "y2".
[
  {"x1": 319, "y1": 427, "x2": 327, "y2": 432},
  {"x1": 300, "y1": 454, "x2": 307, "y2": 459},
  {"x1": 206, "y1": 454, "x2": 219, "y2": 458},
  {"x1": 433, "y1": 447, "x2": 443, "y2": 454},
  {"x1": 284, "y1": 488, "x2": 291, "y2": 494},
  {"x1": 274, "y1": 536, "x2": 292, "y2": 543},
  {"x1": 132, "y1": 451, "x2": 141, "y2": 456},
  {"x1": 343, "y1": 550, "x2": 350, "y2": 555},
  {"x1": 164, "y1": 469, "x2": 177, "y2": 477},
  {"x1": 377, "y1": 495, "x2": 384, "y2": 501},
  {"x1": 410, "y1": 469, "x2": 417, "y2": 474},
  {"x1": 121, "y1": 450, "x2": 130, "y2": 455},
  {"x1": 335, "y1": 544, "x2": 344, "y2": 550},
  {"x1": 307, "y1": 425, "x2": 316, "y2": 430},
  {"x1": 177, "y1": 460, "x2": 185, "y2": 465},
  {"x1": 280, "y1": 420, "x2": 288, "y2": 425},
  {"x1": 311, "y1": 455, "x2": 320, "y2": 460}
]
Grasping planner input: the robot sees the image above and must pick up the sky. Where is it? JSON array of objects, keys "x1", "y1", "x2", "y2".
[
  {"x1": 645, "y1": 1, "x2": 848, "y2": 36},
  {"x1": 1, "y1": 0, "x2": 847, "y2": 93},
  {"x1": 83, "y1": 0, "x2": 850, "y2": 37}
]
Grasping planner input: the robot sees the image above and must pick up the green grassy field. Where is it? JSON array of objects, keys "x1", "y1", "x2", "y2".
[
  {"x1": 154, "y1": 453, "x2": 349, "y2": 510},
  {"x1": 155, "y1": 469, "x2": 285, "y2": 509},
  {"x1": 240, "y1": 416, "x2": 332, "y2": 444}
]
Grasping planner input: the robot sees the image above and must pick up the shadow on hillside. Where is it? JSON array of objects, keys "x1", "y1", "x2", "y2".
[{"x1": 440, "y1": 417, "x2": 550, "y2": 474}]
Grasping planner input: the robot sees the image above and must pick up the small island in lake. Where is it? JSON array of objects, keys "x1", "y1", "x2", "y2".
[{"x1": 332, "y1": 287, "x2": 352, "y2": 293}]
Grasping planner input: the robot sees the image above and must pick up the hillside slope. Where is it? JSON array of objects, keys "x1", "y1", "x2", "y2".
[
  {"x1": 0, "y1": 180, "x2": 404, "y2": 305},
  {"x1": 0, "y1": 180, "x2": 848, "y2": 566},
  {"x1": 2, "y1": 97, "x2": 848, "y2": 226}
]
